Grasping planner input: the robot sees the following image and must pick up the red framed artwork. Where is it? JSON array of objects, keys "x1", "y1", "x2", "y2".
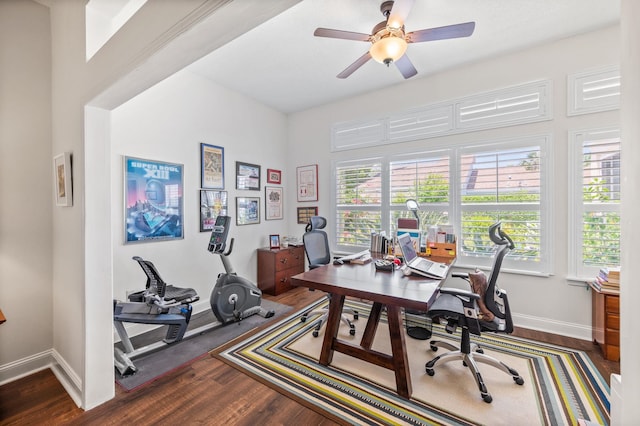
[{"x1": 267, "y1": 169, "x2": 281, "y2": 184}]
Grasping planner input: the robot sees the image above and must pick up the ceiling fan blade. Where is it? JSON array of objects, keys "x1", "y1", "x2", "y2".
[
  {"x1": 407, "y1": 21, "x2": 476, "y2": 43},
  {"x1": 314, "y1": 28, "x2": 371, "y2": 42},
  {"x1": 395, "y1": 54, "x2": 418, "y2": 79},
  {"x1": 337, "y1": 52, "x2": 372, "y2": 79},
  {"x1": 387, "y1": 0, "x2": 415, "y2": 29}
]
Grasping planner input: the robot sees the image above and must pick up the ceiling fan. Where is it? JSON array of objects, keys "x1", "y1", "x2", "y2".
[{"x1": 314, "y1": 0, "x2": 475, "y2": 79}]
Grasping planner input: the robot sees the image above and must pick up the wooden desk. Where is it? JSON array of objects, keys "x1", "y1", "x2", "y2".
[{"x1": 290, "y1": 258, "x2": 453, "y2": 399}]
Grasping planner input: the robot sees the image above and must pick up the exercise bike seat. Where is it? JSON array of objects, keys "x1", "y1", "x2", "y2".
[{"x1": 132, "y1": 256, "x2": 199, "y2": 304}]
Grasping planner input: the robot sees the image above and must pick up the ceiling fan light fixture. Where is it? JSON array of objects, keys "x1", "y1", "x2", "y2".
[{"x1": 369, "y1": 35, "x2": 407, "y2": 65}]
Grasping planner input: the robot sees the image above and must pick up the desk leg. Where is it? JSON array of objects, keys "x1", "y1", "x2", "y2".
[
  {"x1": 319, "y1": 293, "x2": 345, "y2": 365},
  {"x1": 361, "y1": 302, "x2": 383, "y2": 349},
  {"x1": 386, "y1": 305, "x2": 412, "y2": 399}
]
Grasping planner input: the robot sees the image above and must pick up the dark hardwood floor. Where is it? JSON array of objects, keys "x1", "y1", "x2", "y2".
[{"x1": 0, "y1": 287, "x2": 619, "y2": 425}]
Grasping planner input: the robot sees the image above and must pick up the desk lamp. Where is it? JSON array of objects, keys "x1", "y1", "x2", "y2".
[{"x1": 404, "y1": 199, "x2": 432, "y2": 340}]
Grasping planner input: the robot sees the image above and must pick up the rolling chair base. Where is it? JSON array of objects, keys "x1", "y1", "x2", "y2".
[
  {"x1": 301, "y1": 304, "x2": 358, "y2": 337},
  {"x1": 425, "y1": 339, "x2": 524, "y2": 403}
]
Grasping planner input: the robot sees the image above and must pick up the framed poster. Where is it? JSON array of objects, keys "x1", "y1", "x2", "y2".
[
  {"x1": 236, "y1": 161, "x2": 261, "y2": 190},
  {"x1": 236, "y1": 197, "x2": 260, "y2": 225},
  {"x1": 124, "y1": 156, "x2": 184, "y2": 244},
  {"x1": 297, "y1": 164, "x2": 318, "y2": 201},
  {"x1": 200, "y1": 143, "x2": 224, "y2": 189},
  {"x1": 265, "y1": 186, "x2": 283, "y2": 220},
  {"x1": 266, "y1": 168, "x2": 281, "y2": 184},
  {"x1": 53, "y1": 152, "x2": 73, "y2": 207},
  {"x1": 200, "y1": 190, "x2": 228, "y2": 232},
  {"x1": 297, "y1": 206, "x2": 318, "y2": 224}
]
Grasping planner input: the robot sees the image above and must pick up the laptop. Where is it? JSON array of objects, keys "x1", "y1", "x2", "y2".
[{"x1": 398, "y1": 233, "x2": 449, "y2": 279}]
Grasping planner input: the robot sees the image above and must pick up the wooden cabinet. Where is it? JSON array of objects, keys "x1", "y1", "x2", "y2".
[
  {"x1": 257, "y1": 246, "x2": 305, "y2": 295},
  {"x1": 591, "y1": 285, "x2": 620, "y2": 361}
]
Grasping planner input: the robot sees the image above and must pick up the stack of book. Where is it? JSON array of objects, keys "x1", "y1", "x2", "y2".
[
  {"x1": 591, "y1": 267, "x2": 620, "y2": 292},
  {"x1": 370, "y1": 232, "x2": 390, "y2": 254}
]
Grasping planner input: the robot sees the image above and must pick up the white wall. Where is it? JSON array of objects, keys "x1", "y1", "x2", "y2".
[
  {"x1": 110, "y1": 70, "x2": 289, "y2": 315},
  {"x1": 287, "y1": 25, "x2": 621, "y2": 338},
  {"x1": 0, "y1": 0, "x2": 53, "y2": 381}
]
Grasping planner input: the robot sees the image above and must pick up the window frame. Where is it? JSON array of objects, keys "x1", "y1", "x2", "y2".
[
  {"x1": 332, "y1": 135, "x2": 552, "y2": 276},
  {"x1": 568, "y1": 127, "x2": 621, "y2": 280}
]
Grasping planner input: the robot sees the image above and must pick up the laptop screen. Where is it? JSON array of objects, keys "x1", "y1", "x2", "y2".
[{"x1": 398, "y1": 233, "x2": 418, "y2": 263}]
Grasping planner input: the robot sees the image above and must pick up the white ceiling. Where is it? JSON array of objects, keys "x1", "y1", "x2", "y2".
[{"x1": 186, "y1": 0, "x2": 619, "y2": 114}]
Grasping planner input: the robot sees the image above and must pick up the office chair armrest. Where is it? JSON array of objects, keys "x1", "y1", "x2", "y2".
[
  {"x1": 451, "y1": 272, "x2": 470, "y2": 279},
  {"x1": 439, "y1": 287, "x2": 480, "y2": 300}
]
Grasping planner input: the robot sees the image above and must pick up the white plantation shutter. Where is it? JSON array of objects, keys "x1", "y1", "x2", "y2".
[
  {"x1": 458, "y1": 138, "x2": 548, "y2": 272},
  {"x1": 455, "y1": 81, "x2": 551, "y2": 130},
  {"x1": 568, "y1": 66, "x2": 620, "y2": 116},
  {"x1": 569, "y1": 128, "x2": 621, "y2": 278},
  {"x1": 334, "y1": 159, "x2": 382, "y2": 248},
  {"x1": 331, "y1": 81, "x2": 552, "y2": 152}
]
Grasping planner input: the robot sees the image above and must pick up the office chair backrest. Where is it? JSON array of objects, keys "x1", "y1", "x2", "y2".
[
  {"x1": 483, "y1": 222, "x2": 515, "y2": 326},
  {"x1": 303, "y1": 216, "x2": 331, "y2": 269}
]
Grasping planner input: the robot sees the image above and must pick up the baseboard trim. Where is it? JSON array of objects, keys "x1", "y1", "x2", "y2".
[
  {"x1": 51, "y1": 349, "x2": 83, "y2": 408},
  {"x1": 513, "y1": 312, "x2": 592, "y2": 341},
  {"x1": 0, "y1": 349, "x2": 53, "y2": 386}
]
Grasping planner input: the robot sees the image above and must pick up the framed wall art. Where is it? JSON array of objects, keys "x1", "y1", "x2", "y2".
[
  {"x1": 265, "y1": 186, "x2": 283, "y2": 220},
  {"x1": 236, "y1": 196, "x2": 260, "y2": 225},
  {"x1": 200, "y1": 143, "x2": 224, "y2": 189},
  {"x1": 236, "y1": 161, "x2": 261, "y2": 191},
  {"x1": 200, "y1": 190, "x2": 228, "y2": 232},
  {"x1": 297, "y1": 206, "x2": 318, "y2": 224},
  {"x1": 266, "y1": 168, "x2": 281, "y2": 184},
  {"x1": 269, "y1": 234, "x2": 280, "y2": 249},
  {"x1": 297, "y1": 164, "x2": 318, "y2": 201},
  {"x1": 53, "y1": 152, "x2": 73, "y2": 207},
  {"x1": 124, "y1": 156, "x2": 184, "y2": 244}
]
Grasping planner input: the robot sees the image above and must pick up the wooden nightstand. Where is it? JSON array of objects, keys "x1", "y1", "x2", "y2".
[
  {"x1": 590, "y1": 283, "x2": 620, "y2": 361},
  {"x1": 257, "y1": 246, "x2": 305, "y2": 295}
]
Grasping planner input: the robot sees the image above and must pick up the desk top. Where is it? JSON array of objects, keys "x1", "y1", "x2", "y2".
[{"x1": 291, "y1": 259, "x2": 453, "y2": 311}]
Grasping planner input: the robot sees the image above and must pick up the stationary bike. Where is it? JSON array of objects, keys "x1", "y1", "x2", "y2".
[
  {"x1": 113, "y1": 215, "x2": 273, "y2": 376},
  {"x1": 207, "y1": 215, "x2": 275, "y2": 323}
]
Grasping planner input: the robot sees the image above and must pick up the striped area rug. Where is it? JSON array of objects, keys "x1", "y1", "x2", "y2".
[{"x1": 214, "y1": 299, "x2": 610, "y2": 425}]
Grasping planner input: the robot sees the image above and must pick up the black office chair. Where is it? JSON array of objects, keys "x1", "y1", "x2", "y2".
[
  {"x1": 425, "y1": 222, "x2": 524, "y2": 403},
  {"x1": 300, "y1": 216, "x2": 357, "y2": 337}
]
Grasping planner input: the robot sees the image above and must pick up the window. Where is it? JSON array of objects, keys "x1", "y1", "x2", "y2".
[
  {"x1": 334, "y1": 159, "x2": 382, "y2": 249},
  {"x1": 389, "y1": 153, "x2": 451, "y2": 230},
  {"x1": 333, "y1": 136, "x2": 550, "y2": 275},
  {"x1": 569, "y1": 128, "x2": 621, "y2": 278},
  {"x1": 457, "y1": 139, "x2": 549, "y2": 272}
]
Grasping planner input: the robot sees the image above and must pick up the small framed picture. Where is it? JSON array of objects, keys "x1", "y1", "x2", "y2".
[
  {"x1": 297, "y1": 206, "x2": 318, "y2": 224},
  {"x1": 266, "y1": 169, "x2": 281, "y2": 184},
  {"x1": 200, "y1": 143, "x2": 224, "y2": 189},
  {"x1": 53, "y1": 152, "x2": 73, "y2": 207},
  {"x1": 200, "y1": 190, "x2": 228, "y2": 232},
  {"x1": 236, "y1": 161, "x2": 261, "y2": 191},
  {"x1": 236, "y1": 197, "x2": 260, "y2": 225},
  {"x1": 265, "y1": 186, "x2": 283, "y2": 220},
  {"x1": 297, "y1": 164, "x2": 318, "y2": 202},
  {"x1": 269, "y1": 234, "x2": 280, "y2": 249}
]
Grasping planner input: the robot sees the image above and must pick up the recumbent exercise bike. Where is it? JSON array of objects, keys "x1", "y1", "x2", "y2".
[{"x1": 113, "y1": 215, "x2": 274, "y2": 376}]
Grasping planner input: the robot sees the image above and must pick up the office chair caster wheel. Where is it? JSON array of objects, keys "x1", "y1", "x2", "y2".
[
  {"x1": 514, "y1": 376, "x2": 524, "y2": 385},
  {"x1": 476, "y1": 348, "x2": 484, "y2": 354},
  {"x1": 349, "y1": 326, "x2": 356, "y2": 336},
  {"x1": 312, "y1": 330, "x2": 319, "y2": 337},
  {"x1": 425, "y1": 367, "x2": 435, "y2": 376},
  {"x1": 482, "y1": 393, "x2": 493, "y2": 403},
  {"x1": 429, "y1": 344, "x2": 438, "y2": 352},
  {"x1": 300, "y1": 315, "x2": 307, "y2": 323},
  {"x1": 353, "y1": 311, "x2": 359, "y2": 320}
]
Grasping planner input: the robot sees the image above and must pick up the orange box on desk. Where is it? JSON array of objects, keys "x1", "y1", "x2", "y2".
[{"x1": 426, "y1": 242, "x2": 456, "y2": 258}]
